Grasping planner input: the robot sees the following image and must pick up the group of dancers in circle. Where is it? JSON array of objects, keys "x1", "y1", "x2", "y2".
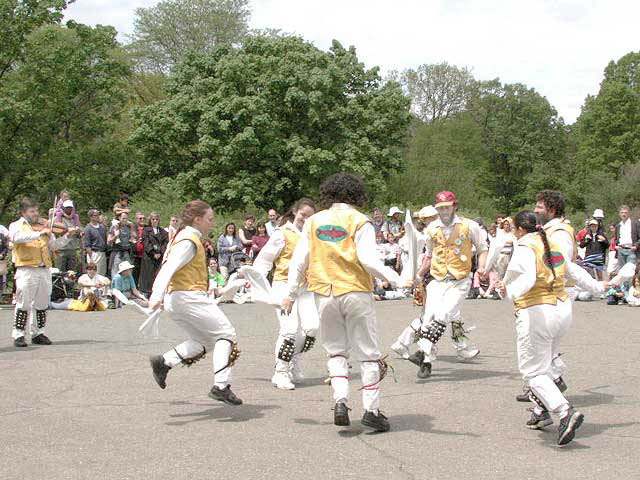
[{"x1": 8, "y1": 174, "x2": 607, "y2": 445}]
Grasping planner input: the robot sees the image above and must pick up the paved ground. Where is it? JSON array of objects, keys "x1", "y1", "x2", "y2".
[{"x1": 1, "y1": 297, "x2": 638, "y2": 480}]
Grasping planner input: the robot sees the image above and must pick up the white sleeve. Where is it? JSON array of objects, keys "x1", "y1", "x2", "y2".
[
  {"x1": 424, "y1": 227, "x2": 433, "y2": 257},
  {"x1": 150, "y1": 241, "x2": 196, "y2": 303},
  {"x1": 253, "y1": 229, "x2": 286, "y2": 276},
  {"x1": 504, "y1": 245, "x2": 537, "y2": 301},
  {"x1": 9, "y1": 222, "x2": 41, "y2": 243},
  {"x1": 469, "y1": 221, "x2": 488, "y2": 253},
  {"x1": 565, "y1": 261, "x2": 604, "y2": 295},
  {"x1": 287, "y1": 223, "x2": 310, "y2": 298},
  {"x1": 355, "y1": 222, "x2": 401, "y2": 286}
]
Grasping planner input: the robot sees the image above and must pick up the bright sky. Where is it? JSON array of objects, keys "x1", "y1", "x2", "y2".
[{"x1": 64, "y1": 0, "x2": 640, "y2": 124}]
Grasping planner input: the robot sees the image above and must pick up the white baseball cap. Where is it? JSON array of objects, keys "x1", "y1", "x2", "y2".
[
  {"x1": 62, "y1": 200, "x2": 74, "y2": 208},
  {"x1": 117, "y1": 261, "x2": 135, "y2": 274},
  {"x1": 592, "y1": 209, "x2": 604, "y2": 218},
  {"x1": 387, "y1": 207, "x2": 403, "y2": 217},
  {"x1": 418, "y1": 205, "x2": 438, "y2": 218}
]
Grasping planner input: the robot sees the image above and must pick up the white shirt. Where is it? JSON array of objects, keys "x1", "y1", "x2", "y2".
[
  {"x1": 265, "y1": 220, "x2": 277, "y2": 237},
  {"x1": 424, "y1": 215, "x2": 488, "y2": 258},
  {"x1": 78, "y1": 273, "x2": 110, "y2": 297},
  {"x1": 543, "y1": 218, "x2": 575, "y2": 262},
  {"x1": 287, "y1": 203, "x2": 401, "y2": 298},
  {"x1": 253, "y1": 221, "x2": 301, "y2": 277},
  {"x1": 503, "y1": 233, "x2": 604, "y2": 301},
  {"x1": 150, "y1": 226, "x2": 200, "y2": 303},
  {"x1": 618, "y1": 218, "x2": 633, "y2": 247}
]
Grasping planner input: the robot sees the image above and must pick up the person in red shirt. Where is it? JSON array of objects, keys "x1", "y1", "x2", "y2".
[
  {"x1": 251, "y1": 222, "x2": 269, "y2": 257},
  {"x1": 133, "y1": 212, "x2": 146, "y2": 284}
]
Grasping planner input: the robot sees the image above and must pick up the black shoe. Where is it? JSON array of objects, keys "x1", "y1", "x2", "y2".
[
  {"x1": 516, "y1": 386, "x2": 532, "y2": 402},
  {"x1": 334, "y1": 402, "x2": 350, "y2": 426},
  {"x1": 14, "y1": 337, "x2": 27, "y2": 348},
  {"x1": 466, "y1": 288, "x2": 479, "y2": 300},
  {"x1": 361, "y1": 410, "x2": 390, "y2": 432},
  {"x1": 554, "y1": 376, "x2": 568, "y2": 393},
  {"x1": 32, "y1": 334, "x2": 52, "y2": 345},
  {"x1": 149, "y1": 355, "x2": 171, "y2": 389},
  {"x1": 557, "y1": 407, "x2": 584, "y2": 446},
  {"x1": 407, "y1": 350, "x2": 425, "y2": 366},
  {"x1": 526, "y1": 410, "x2": 553, "y2": 430},
  {"x1": 208, "y1": 385, "x2": 243, "y2": 406},
  {"x1": 491, "y1": 291, "x2": 501, "y2": 300},
  {"x1": 417, "y1": 362, "x2": 432, "y2": 379}
]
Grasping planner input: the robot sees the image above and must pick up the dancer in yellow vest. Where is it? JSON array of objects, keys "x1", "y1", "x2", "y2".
[
  {"x1": 512, "y1": 190, "x2": 578, "y2": 402},
  {"x1": 253, "y1": 197, "x2": 318, "y2": 390},
  {"x1": 282, "y1": 173, "x2": 400, "y2": 432},
  {"x1": 497, "y1": 211, "x2": 606, "y2": 445},
  {"x1": 9, "y1": 197, "x2": 69, "y2": 347},
  {"x1": 148, "y1": 200, "x2": 242, "y2": 405},
  {"x1": 410, "y1": 191, "x2": 488, "y2": 379}
]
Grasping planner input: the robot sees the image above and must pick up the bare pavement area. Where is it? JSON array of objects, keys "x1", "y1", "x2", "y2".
[{"x1": 1, "y1": 297, "x2": 639, "y2": 480}]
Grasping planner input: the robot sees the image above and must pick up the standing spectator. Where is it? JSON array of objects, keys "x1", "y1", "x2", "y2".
[
  {"x1": 372, "y1": 208, "x2": 386, "y2": 236},
  {"x1": 112, "y1": 193, "x2": 131, "y2": 225},
  {"x1": 108, "y1": 212, "x2": 132, "y2": 278},
  {"x1": 54, "y1": 190, "x2": 81, "y2": 226},
  {"x1": 580, "y1": 219, "x2": 609, "y2": 279},
  {"x1": 265, "y1": 209, "x2": 278, "y2": 237},
  {"x1": 615, "y1": 205, "x2": 640, "y2": 271},
  {"x1": 166, "y1": 215, "x2": 179, "y2": 242},
  {"x1": 251, "y1": 221, "x2": 269, "y2": 257},
  {"x1": 607, "y1": 223, "x2": 618, "y2": 278},
  {"x1": 494, "y1": 217, "x2": 515, "y2": 279},
  {"x1": 495, "y1": 214, "x2": 506, "y2": 232},
  {"x1": 0, "y1": 224, "x2": 8, "y2": 295},
  {"x1": 217, "y1": 223, "x2": 243, "y2": 280},
  {"x1": 83, "y1": 209, "x2": 108, "y2": 276},
  {"x1": 132, "y1": 212, "x2": 146, "y2": 284},
  {"x1": 592, "y1": 208, "x2": 605, "y2": 231},
  {"x1": 238, "y1": 215, "x2": 256, "y2": 255},
  {"x1": 386, "y1": 207, "x2": 404, "y2": 240},
  {"x1": 55, "y1": 200, "x2": 82, "y2": 272},
  {"x1": 139, "y1": 212, "x2": 169, "y2": 296}
]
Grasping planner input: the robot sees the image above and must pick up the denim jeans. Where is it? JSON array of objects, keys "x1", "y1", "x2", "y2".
[{"x1": 617, "y1": 248, "x2": 637, "y2": 271}]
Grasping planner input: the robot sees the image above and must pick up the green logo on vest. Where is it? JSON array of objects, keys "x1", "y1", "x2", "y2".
[
  {"x1": 543, "y1": 250, "x2": 565, "y2": 268},
  {"x1": 316, "y1": 225, "x2": 348, "y2": 242}
]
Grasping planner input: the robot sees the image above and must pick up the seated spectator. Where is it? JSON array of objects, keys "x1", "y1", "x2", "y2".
[
  {"x1": 251, "y1": 221, "x2": 269, "y2": 257},
  {"x1": 375, "y1": 231, "x2": 386, "y2": 262},
  {"x1": 265, "y1": 209, "x2": 278, "y2": 237},
  {"x1": 606, "y1": 284, "x2": 628, "y2": 305},
  {"x1": 75, "y1": 262, "x2": 111, "y2": 311},
  {"x1": 111, "y1": 261, "x2": 148, "y2": 308},
  {"x1": 627, "y1": 274, "x2": 640, "y2": 307},
  {"x1": 54, "y1": 190, "x2": 81, "y2": 226},
  {"x1": 208, "y1": 257, "x2": 226, "y2": 291},
  {"x1": 383, "y1": 232, "x2": 400, "y2": 272},
  {"x1": 238, "y1": 215, "x2": 256, "y2": 255},
  {"x1": 473, "y1": 270, "x2": 500, "y2": 299}
]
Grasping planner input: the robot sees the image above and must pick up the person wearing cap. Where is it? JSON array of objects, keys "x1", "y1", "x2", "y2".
[
  {"x1": 111, "y1": 260, "x2": 148, "y2": 308},
  {"x1": 579, "y1": 219, "x2": 609, "y2": 280},
  {"x1": 402, "y1": 191, "x2": 487, "y2": 379},
  {"x1": 54, "y1": 199, "x2": 82, "y2": 273},
  {"x1": 54, "y1": 190, "x2": 81, "y2": 226},
  {"x1": 592, "y1": 208, "x2": 605, "y2": 230},
  {"x1": 84, "y1": 209, "x2": 108, "y2": 276},
  {"x1": 385, "y1": 207, "x2": 405, "y2": 240}
]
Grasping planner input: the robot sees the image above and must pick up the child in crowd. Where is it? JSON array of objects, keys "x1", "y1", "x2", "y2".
[{"x1": 111, "y1": 261, "x2": 148, "y2": 308}]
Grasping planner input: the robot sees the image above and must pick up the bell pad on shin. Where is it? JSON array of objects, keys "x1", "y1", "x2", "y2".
[
  {"x1": 450, "y1": 320, "x2": 468, "y2": 342},
  {"x1": 36, "y1": 310, "x2": 47, "y2": 329},
  {"x1": 278, "y1": 337, "x2": 296, "y2": 362},
  {"x1": 420, "y1": 320, "x2": 447, "y2": 344},
  {"x1": 14, "y1": 310, "x2": 28, "y2": 330},
  {"x1": 529, "y1": 390, "x2": 547, "y2": 411},
  {"x1": 301, "y1": 335, "x2": 316, "y2": 353},
  {"x1": 175, "y1": 346, "x2": 206, "y2": 367}
]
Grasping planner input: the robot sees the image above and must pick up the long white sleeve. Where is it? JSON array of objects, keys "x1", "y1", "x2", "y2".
[
  {"x1": 287, "y1": 223, "x2": 310, "y2": 298},
  {"x1": 355, "y1": 222, "x2": 401, "y2": 286},
  {"x1": 549, "y1": 229, "x2": 575, "y2": 263},
  {"x1": 150, "y1": 241, "x2": 195, "y2": 302},
  {"x1": 253, "y1": 229, "x2": 286, "y2": 276},
  {"x1": 9, "y1": 221, "x2": 41, "y2": 243},
  {"x1": 565, "y1": 261, "x2": 604, "y2": 295},
  {"x1": 504, "y1": 245, "x2": 537, "y2": 301}
]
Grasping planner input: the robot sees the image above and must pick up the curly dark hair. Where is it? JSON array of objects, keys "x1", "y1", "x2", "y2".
[
  {"x1": 318, "y1": 173, "x2": 368, "y2": 208},
  {"x1": 535, "y1": 190, "x2": 565, "y2": 218}
]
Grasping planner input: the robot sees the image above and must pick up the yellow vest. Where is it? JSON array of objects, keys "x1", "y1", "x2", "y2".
[
  {"x1": 167, "y1": 229, "x2": 208, "y2": 293},
  {"x1": 273, "y1": 226, "x2": 299, "y2": 283},
  {"x1": 12, "y1": 221, "x2": 52, "y2": 268},
  {"x1": 429, "y1": 219, "x2": 473, "y2": 281},
  {"x1": 545, "y1": 220, "x2": 577, "y2": 261},
  {"x1": 306, "y1": 207, "x2": 373, "y2": 296},
  {"x1": 514, "y1": 234, "x2": 568, "y2": 311}
]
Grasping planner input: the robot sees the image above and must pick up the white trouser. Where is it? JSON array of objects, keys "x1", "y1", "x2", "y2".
[
  {"x1": 417, "y1": 276, "x2": 471, "y2": 361},
  {"x1": 86, "y1": 251, "x2": 107, "y2": 276},
  {"x1": 516, "y1": 299, "x2": 571, "y2": 413},
  {"x1": 606, "y1": 250, "x2": 617, "y2": 275},
  {"x1": 317, "y1": 291, "x2": 381, "y2": 412},
  {"x1": 162, "y1": 291, "x2": 237, "y2": 388},
  {"x1": 272, "y1": 282, "x2": 319, "y2": 374},
  {"x1": 13, "y1": 266, "x2": 51, "y2": 339}
]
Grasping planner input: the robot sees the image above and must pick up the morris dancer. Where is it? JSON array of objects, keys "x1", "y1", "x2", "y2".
[
  {"x1": 405, "y1": 191, "x2": 487, "y2": 379},
  {"x1": 9, "y1": 197, "x2": 69, "y2": 347},
  {"x1": 497, "y1": 211, "x2": 606, "y2": 445},
  {"x1": 148, "y1": 200, "x2": 242, "y2": 405},
  {"x1": 282, "y1": 173, "x2": 400, "y2": 432},
  {"x1": 253, "y1": 198, "x2": 318, "y2": 390}
]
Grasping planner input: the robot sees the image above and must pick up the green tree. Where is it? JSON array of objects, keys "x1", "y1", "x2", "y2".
[
  {"x1": 128, "y1": 0, "x2": 250, "y2": 73},
  {"x1": 131, "y1": 35, "x2": 411, "y2": 212}
]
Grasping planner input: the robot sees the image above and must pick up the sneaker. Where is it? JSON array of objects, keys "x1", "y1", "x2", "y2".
[
  {"x1": 334, "y1": 402, "x2": 350, "y2": 426},
  {"x1": 407, "y1": 350, "x2": 425, "y2": 367},
  {"x1": 272, "y1": 371, "x2": 295, "y2": 390},
  {"x1": 456, "y1": 346, "x2": 480, "y2": 361},
  {"x1": 361, "y1": 410, "x2": 390, "y2": 432},
  {"x1": 31, "y1": 334, "x2": 52, "y2": 345},
  {"x1": 149, "y1": 354, "x2": 171, "y2": 389},
  {"x1": 554, "y1": 376, "x2": 568, "y2": 393},
  {"x1": 516, "y1": 386, "x2": 532, "y2": 402},
  {"x1": 208, "y1": 385, "x2": 243, "y2": 406},
  {"x1": 557, "y1": 407, "x2": 584, "y2": 446},
  {"x1": 14, "y1": 337, "x2": 27, "y2": 348},
  {"x1": 417, "y1": 361, "x2": 432, "y2": 379},
  {"x1": 391, "y1": 341, "x2": 410, "y2": 360},
  {"x1": 526, "y1": 410, "x2": 553, "y2": 430}
]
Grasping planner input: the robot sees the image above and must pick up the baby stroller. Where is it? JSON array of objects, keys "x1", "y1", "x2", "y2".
[
  {"x1": 228, "y1": 251, "x2": 251, "y2": 276},
  {"x1": 51, "y1": 270, "x2": 78, "y2": 302}
]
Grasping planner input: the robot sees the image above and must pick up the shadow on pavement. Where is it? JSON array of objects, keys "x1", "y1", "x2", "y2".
[
  {"x1": 165, "y1": 403, "x2": 280, "y2": 426},
  {"x1": 567, "y1": 386, "x2": 616, "y2": 408},
  {"x1": 415, "y1": 368, "x2": 512, "y2": 383}
]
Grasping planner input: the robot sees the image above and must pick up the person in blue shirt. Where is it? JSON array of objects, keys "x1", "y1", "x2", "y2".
[{"x1": 111, "y1": 261, "x2": 148, "y2": 308}]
